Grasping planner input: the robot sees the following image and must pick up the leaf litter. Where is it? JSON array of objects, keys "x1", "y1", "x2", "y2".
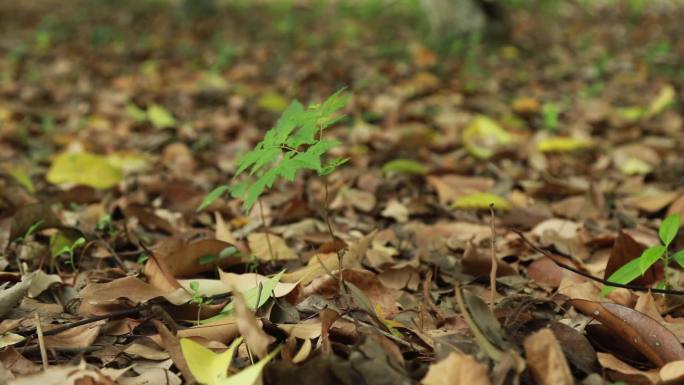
[{"x1": 0, "y1": 1, "x2": 683, "y2": 384}]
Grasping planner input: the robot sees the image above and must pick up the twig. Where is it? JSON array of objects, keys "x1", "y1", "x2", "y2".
[
  {"x1": 34, "y1": 314, "x2": 48, "y2": 370},
  {"x1": 24, "y1": 306, "x2": 148, "y2": 340},
  {"x1": 513, "y1": 229, "x2": 684, "y2": 296},
  {"x1": 489, "y1": 204, "x2": 498, "y2": 311},
  {"x1": 323, "y1": 179, "x2": 347, "y2": 300},
  {"x1": 258, "y1": 199, "x2": 276, "y2": 263}
]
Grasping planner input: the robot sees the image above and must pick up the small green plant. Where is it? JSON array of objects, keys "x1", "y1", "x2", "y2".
[
  {"x1": 542, "y1": 102, "x2": 559, "y2": 132},
  {"x1": 198, "y1": 89, "x2": 349, "y2": 213},
  {"x1": 603, "y1": 214, "x2": 684, "y2": 295},
  {"x1": 189, "y1": 281, "x2": 205, "y2": 325},
  {"x1": 13, "y1": 219, "x2": 44, "y2": 244},
  {"x1": 51, "y1": 236, "x2": 86, "y2": 270}
]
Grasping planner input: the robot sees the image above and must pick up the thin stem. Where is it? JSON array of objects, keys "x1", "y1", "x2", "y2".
[
  {"x1": 488, "y1": 205, "x2": 498, "y2": 311},
  {"x1": 323, "y1": 179, "x2": 345, "y2": 297},
  {"x1": 258, "y1": 199, "x2": 276, "y2": 263}
]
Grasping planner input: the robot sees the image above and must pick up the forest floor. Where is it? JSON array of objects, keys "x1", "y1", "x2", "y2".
[{"x1": 1, "y1": 1, "x2": 684, "y2": 384}]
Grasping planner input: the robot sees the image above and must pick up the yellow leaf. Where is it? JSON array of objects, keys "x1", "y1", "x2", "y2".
[
  {"x1": 462, "y1": 116, "x2": 515, "y2": 159},
  {"x1": 537, "y1": 137, "x2": 593, "y2": 153},
  {"x1": 452, "y1": 193, "x2": 510, "y2": 211},
  {"x1": 619, "y1": 157, "x2": 653, "y2": 175},
  {"x1": 105, "y1": 152, "x2": 150, "y2": 173},
  {"x1": 215, "y1": 347, "x2": 280, "y2": 385},
  {"x1": 180, "y1": 337, "x2": 242, "y2": 385},
  {"x1": 645, "y1": 84, "x2": 675, "y2": 119},
  {"x1": 257, "y1": 91, "x2": 288, "y2": 113},
  {"x1": 47, "y1": 152, "x2": 123, "y2": 189}
]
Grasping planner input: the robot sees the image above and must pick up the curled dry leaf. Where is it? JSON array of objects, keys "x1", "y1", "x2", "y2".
[
  {"x1": 44, "y1": 320, "x2": 105, "y2": 349},
  {"x1": 145, "y1": 238, "x2": 240, "y2": 280},
  {"x1": 219, "y1": 270, "x2": 297, "y2": 298},
  {"x1": 78, "y1": 276, "x2": 190, "y2": 315},
  {"x1": 422, "y1": 352, "x2": 492, "y2": 385},
  {"x1": 0, "y1": 273, "x2": 33, "y2": 319},
  {"x1": 597, "y1": 352, "x2": 660, "y2": 385},
  {"x1": 570, "y1": 299, "x2": 684, "y2": 366},
  {"x1": 523, "y1": 328, "x2": 573, "y2": 385}
]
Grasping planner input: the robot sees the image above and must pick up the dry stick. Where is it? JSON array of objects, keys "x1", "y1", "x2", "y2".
[
  {"x1": 513, "y1": 229, "x2": 684, "y2": 296},
  {"x1": 34, "y1": 314, "x2": 48, "y2": 370},
  {"x1": 257, "y1": 199, "x2": 276, "y2": 263},
  {"x1": 323, "y1": 180, "x2": 346, "y2": 299},
  {"x1": 488, "y1": 204, "x2": 498, "y2": 311}
]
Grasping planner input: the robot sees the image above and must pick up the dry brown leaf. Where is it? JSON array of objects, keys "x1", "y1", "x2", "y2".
[
  {"x1": 248, "y1": 232, "x2": 298, "y2": 261},
  {"x1": 597, "y1": 352, "x2": 659, "y2": 385},
  {"x1": 78, "y1": 276, "x2": 189, "y2": 314},
  {"x1": 570, "y1": 299, "x2": 684, "y2": 366},
  {"x1": 422, "y1": 352, "x2": 492, "y2": 385},
  {"x1": 44, "y1": 320, "x2": 105, "y2": 349},
  {"x1": 623, "y1": 190, "x2": 679, "y2": 213},
  {"x1": 150, "y1": 317, "x2": 239, "y2": 346},
  {"x1": 150, "y1": 319, "x2": 194, "y2": 383},
  {"x1": 426, "y1": 175, "x2": 494, "y2": 205},
  {"x1": 231, "y1": 286, "x2": 274, "y2": 358},
  {"x1": 523, "y1": 328, "x2": 573, "y2": 385},
  {"x1": 219, "y1": 270, "x2": 297, "y2": 297}
]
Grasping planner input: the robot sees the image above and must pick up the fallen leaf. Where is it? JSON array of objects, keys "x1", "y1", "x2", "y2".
[
  {"x1": 247, "y1": 232, "x2": 298, "y2": 261},
  {"x1": 231, "y1": 286, "x2": 274, "y2": 358},
  {"x1": 570, "y1": 299, "x2": 684, "y2": 366},
  {"x1": 0, "y1": 274, "x2": 33, "y2": 319},
  {"x1": 422, "y1": 352, "x2": 492, "y2": 385},
  {"x1": 462, "y1": 115, "x2": 516, "y2": 159},
  {"x1": 523, "y1": 328, "x2": 573, "y2": 385},
  {"x1": 537, "y1": 136, "x2": 593, "y2": 153},
  {"x1": 46, "y1": 151, "x2": 123, "y2": 189},
  {"x1": 451, "y1": 192, "x2": 511, "y2": 210}
]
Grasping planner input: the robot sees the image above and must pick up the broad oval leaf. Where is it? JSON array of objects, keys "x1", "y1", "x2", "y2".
[
  {"x1": 381, "y1": 159, "x2": 426, "y2": 175},
  {"x1": 47, "y1": 152, "x2": 123, "y2": 189},
  {"x1": 660, "y1": 214, "x2": 680, "y2": 246},
  {"x1": 673, "y1": 250, "x2": 684, "y2": 269},
  {"x1": 462, "y1": 115, "x2": 515, "y2": 159}
]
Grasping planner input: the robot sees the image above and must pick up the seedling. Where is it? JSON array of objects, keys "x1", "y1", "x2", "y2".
[
  {"x1": 603, "y1": 214, "x2": 684, "y2": 295},
  {"x1": 51, "y1": 236, "x2": 86, "y2": 271},
  {"x1": 13, "y1": 219, "x2": 44, "y2": 244},
  {"x1": 189, "y1": 281, "x2": 205, "y2": 325},
  {"x1": 542, "y1": 102, "x2": 559, "y2": 132},
  {"x1": 198, "y1": 89, "x2": 349, "y2": 213}
]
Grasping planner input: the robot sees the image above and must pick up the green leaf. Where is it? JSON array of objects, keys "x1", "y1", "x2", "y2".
[
  {"x1": 602, "y1": 245, "x2": 665, "y2": 296},
  {"x1": 197, "y1": 185, "x2": 230, "y2": 212},
  {"x1": 181, "y1": 337, "x2": 242, "y2": 385},
  {"x1": 206, "y1": 270, "x2": 286, "y2": 323},
  {"x1": 147, "y1": 104, "x2": 176, "y2": 129},
  {"x1": 659, "y1": 214, "x2": 680, "y2": 246},
  {"x1": 50, "y1": 231, "x2": 80, "y2": 258},
  {"x1": 381, "y1": 159, "x2": 426, "y2": 175},
  {"x1": 672, "y1": 250, "x2": 684, "y2": 268},
  {"x1": 47, "y1": 152, "x2": 124, "y2": 189},
  {"x1": 638, "y1": 245, "x2": 666, "y2": 275}
]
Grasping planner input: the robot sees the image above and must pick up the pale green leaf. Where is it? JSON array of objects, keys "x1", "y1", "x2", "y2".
[
  {"x1": 645, "y1": 84, "x2": 675, "y2": 119},
  {"x1": 638, "y1": 245, "x2": 666, "y2": 275},
  {"x1": 382, "y1": 159, "x2": 426, "y2": 175},
  {"x1": 147, "y1": 104, "x2": 176, "y2": 129},
  {"x1": 47, "y1": 152, "x2": 124, "y2": 189}
]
